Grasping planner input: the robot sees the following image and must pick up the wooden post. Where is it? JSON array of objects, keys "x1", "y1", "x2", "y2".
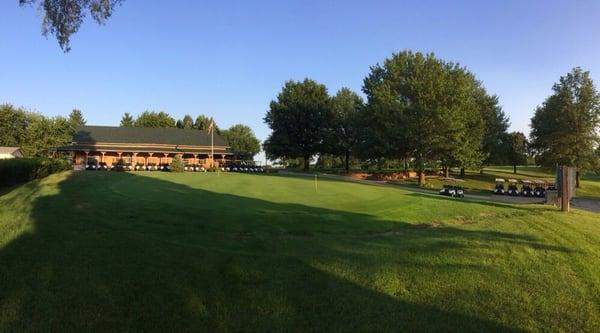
[{"x1": 561, "y1": 166, "x2": 569, "y2": 212}]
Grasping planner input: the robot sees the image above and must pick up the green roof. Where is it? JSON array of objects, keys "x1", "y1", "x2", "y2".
[{"x1": 72, "y1": 126, "x2": 228, "y2": 147}]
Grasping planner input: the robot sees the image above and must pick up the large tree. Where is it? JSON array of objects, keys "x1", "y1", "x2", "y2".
[
  {"x1": 18, "y1": 0, "x2": 124, "y2": 52},
  {"x1": 479, "y1": 93, "x2": 510, "y2": 166},
  {"x1": 363, "y1": 51, "x2": 486, "y2": 184},
  {"x1": 325, "y1": 88, "x2": 364, "y2": 173},
  {"x1": 193, "y1": 115, "x2": 221, "y2": 134},
  {"x1": 133, "y1": 111, "x2": 176, "y2": 128},
  {"x1": 120, "y1": 112, "x2": 134, "y2": 127},
  {"x1": 263, "y1": 78, "x2": 331, "y2": 171},
  {"x1": 221, "y1": 124, "x2": 261, "y2": 159},
  {"x1": 530, "y1": 67, "x2": 600, "y2": 187},
  {"x1": 506, "y1": 131, "x2": 529, "y2": 174}
]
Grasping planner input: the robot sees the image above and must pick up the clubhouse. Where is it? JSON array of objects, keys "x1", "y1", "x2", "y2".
[{"x1": 55, "y1": 125, "x2": 233, "y2": 168}]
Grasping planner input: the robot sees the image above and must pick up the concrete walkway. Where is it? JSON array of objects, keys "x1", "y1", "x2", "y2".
[{"x1": 277, "y1": 170, "x2": 600, "y2": 212}]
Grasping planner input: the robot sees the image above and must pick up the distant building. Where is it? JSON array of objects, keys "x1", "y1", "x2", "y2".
[
  {"x1": 0, "y1": 147, "x2": 24, "y2": 159},
  {"x1": 54, "y1": 126, "x2": 233, "y2": 168}
]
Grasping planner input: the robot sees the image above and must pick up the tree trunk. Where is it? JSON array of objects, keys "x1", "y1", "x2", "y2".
[
  {"x1": 418, "y1": 169, "x2": 425, "y2": 186},
  {"x1": 460, "y1": 167, "x2": 465, "y2": 177},
  {"x1": 303, "y1": 156, "x2": 310, "y2": 172},
  {"x1": 444, "y1": 167, "x2": 449, "y2": 178},
  {"x1": 345, "y1": 150, "x2": 350, "y2": 174},
  {"x1": 513, "y1": 164, "x2": 517, "y2": 174},
  {"x1": 576, "y1": 170, "x2": 580, "y2": 188}
]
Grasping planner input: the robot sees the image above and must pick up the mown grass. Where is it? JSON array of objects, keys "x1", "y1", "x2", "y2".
[
  {"x1": 1, "y1": 171, "x2": 600, "y2": 331},
  {"x1": 388, "y1": 165, "x2": 600, "y2": 198}
]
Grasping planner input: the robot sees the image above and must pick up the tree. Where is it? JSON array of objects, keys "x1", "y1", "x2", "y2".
[
  {"x1": 264, "y1": 78, "x2": 331, "y2": 171},
  {"x1": 479, "y1": 93, "x2": 510, "y2": 166},
  {"x1": 179, "y1": 114, "x2": 194, "y2": 129},
  {"x1": 325, "y1": 88, "x2": 364, "y2": 172},
  {"x1": 170, "y1": 155, "x2": 184, "y2": 172},
  {"x1": 18, "y1": 0, "x2": 124, "y2": 52},
  {"x1": 221, "y1": 124, "x2": 261, "y2": 159},
  {"x1": 0, "y1": 104, "x2": 28, "y2": 147},
  {"x1": 530, "y1": 67, "x2": 600, "y2": 187},
  {"x1": 134, "y1": 111, "x2": 176, "y2": 128},
  {"x1": 120, "y1": 113, "x2": 134, "y2": 127},
  {"x1": 506, "y1": 132, "x2": 528, "y2": 174},
  {"x1": 363, "y1": 51, "x2": 486, "y2": 184},
  {"x1": 68, "y1": 109, "x2": 86, "y2": 127},
  {"x1": 193, "y1": 114, "x2": 220, "y2": 133}
]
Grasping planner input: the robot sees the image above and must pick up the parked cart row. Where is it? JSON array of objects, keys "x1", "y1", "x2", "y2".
[{"x1": 493, "y1": 178, "x2": 554, "y2": 197}]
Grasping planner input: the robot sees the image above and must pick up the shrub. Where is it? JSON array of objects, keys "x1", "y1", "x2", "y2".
[
  {"x1": 0, "y1": 157, "x2": 72, "y2": 187},
  {"x1": 170, "y1": 155, "x2": 184, "y2": 172},
  {"x1": 113, "y1": 158, "x2": 126, "y2": 172}
]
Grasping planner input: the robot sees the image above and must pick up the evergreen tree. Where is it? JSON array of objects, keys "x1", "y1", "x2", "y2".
[{"x1": 120, "y1": 113, "x2": 134, "y2": 127}]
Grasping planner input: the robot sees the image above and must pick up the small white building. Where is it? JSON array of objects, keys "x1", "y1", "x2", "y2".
[{"x1": 0, "y1": 147, "x2": 23, "y2": 159}]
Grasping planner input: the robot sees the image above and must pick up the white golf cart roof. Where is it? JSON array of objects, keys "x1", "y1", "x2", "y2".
[
  {"x1": 508, "y1": 179, "x2": 518, "y2": 183},
  {"x1": 495, "y1": 178, "x2": 505, "y2": 183},
  {"x1": 521, "y1": 180, "x2": 532, "y2": 184}
]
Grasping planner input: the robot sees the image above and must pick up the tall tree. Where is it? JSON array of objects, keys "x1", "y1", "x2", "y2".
[
  {"x1": 68, "y1": 109, "x2": 86, "y2": 127},
  {"x1": 363, "y1": 51, "x2": 486, "y2": 184},
  {"x1": 134, "y1": 111, "x2": 176, "y2": 128},
  {"x1": 326, "y1": 88, "x2": 364, "y2": 172},
  {"x1": 120, "y1": 113, "x2": 134, "y2": 127},
  {"x1": 530, "y1": 67, "x2": 600, "y2": 187},
  {"x1": 479, "y1": 93, "x2": 510, "y2": 166},
  {"x1": 264, "y1": 78, "x2": 331, "y2": 171},
  {"x1": 221, "y1": 124, "x2": 261, "y2": 158},
  {"x1": 506, "y1": 132, "x2": 529, "y2": 174},
  {"x1": 18, "y1": 0, "x2": 124, "y2": 52}
]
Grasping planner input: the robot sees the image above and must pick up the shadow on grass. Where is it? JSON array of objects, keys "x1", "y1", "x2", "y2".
[{"x1": 0, "y1": 171, "x2": 565, "y2": 331}]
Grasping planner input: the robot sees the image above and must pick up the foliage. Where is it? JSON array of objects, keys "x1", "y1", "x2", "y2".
[
  {"x1": 177, "y1": 114, "x2": 194, "y2": 129},
  {"x1": 221, "y1": 124, "x2": 261, "y2": 158},
  {"x1": 478, "y1": 93, "x2": 510, "y2": 165},
  {"x1": 68, "y1": 109, "x2": 86, "y2": 127},
  {"x1": 0, "y1": 157, "x2": 71, "y2": 186},
  {"x1": 133, "y1": 111, "x2": 176, "y2": 128},
  {"x1": 530, "y1": 67, "x2": 600, "y2": 173},
  {"x1": 18, "y1": 0, "x2": 124, "y2": 52},
  {"x1": 120, "y1": 112, "x2": 134, "y2": 127},
  {"x1": 362, "y1": 51, "x2": 487, "y2": 182},
  {"x1": 113, "y1": 158, "x2": 126, "y2": 172},
  {"x1": 193, "y1": 115, "x2": 221, "y2": 134},
  {"x1": 325, "y1": 88, "x2": 364, "y2": 172},
  {"x1": 506, "y1": 132, "x2": 529, "y2": 172},
  {"x1": 263, "y1": 78, "x2": 331, "y2": 171},
  {"x1": 170, "y1": 155, "x2": 184, "y2": 172},
  {"x1": 0, "y1": 104, "x2": 75, "y2": 157}
]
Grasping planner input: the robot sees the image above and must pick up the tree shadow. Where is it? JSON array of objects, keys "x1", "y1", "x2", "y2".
[{"x1": 0, "y1": 171, "x2": 571, "y2": 331}]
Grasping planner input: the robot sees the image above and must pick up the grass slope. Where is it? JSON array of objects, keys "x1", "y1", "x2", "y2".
[{"x1": 1, "y1": 171, "x2": 600, "y2": 331}]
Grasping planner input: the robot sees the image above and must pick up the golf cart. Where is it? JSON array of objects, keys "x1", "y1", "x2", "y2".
[
  {"x1": 506, "y1": 179, "x2": 519, "y2": 196},
  {"x1": 533, "y1": 180, "x2": 546, "y2": 198},
  {"x1": 439, "y1": 181, "x2": 465, "y2": 198},
  {"x1": 493, "y1": 178, "x2": 505, "y2": 195},
  {"x1": 520, "y1": 180, "x2": 534, "y2": 197}
]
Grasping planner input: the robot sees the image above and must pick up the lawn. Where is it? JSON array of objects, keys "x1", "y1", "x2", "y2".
[
  {"x1": 1, "y1": 171, "x2": 600, "y2": 331},
  {"x1": 389, "y1": 165, "x2": 600, "y2": 198}
]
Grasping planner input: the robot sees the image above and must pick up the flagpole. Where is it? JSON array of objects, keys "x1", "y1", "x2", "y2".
[{"x1": 211, "y1": 120, "x2": 214, "y2": 168}]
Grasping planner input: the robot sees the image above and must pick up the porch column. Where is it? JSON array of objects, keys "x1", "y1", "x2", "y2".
[
  {"x1": 132, "y1": 152, "x2": 138, "y2": 165},
  {"x1": 101, "y1": 152, "x2": 106, "y2": 163}
]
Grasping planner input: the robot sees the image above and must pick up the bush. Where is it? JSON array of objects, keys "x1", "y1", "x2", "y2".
[
  {"x1": 0, "y1": 157, "x2": 72, "y2": 187},
  {"x1": 113, "y1": 158, "x2": 126, "y2": 172},
  {"x1": 170, "y1": 156, "x2": 184, "y2": 172}
]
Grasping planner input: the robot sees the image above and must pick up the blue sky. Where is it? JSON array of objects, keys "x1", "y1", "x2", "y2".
[{"x1": 2, "y1": 0, "x2": 600, "y2": 161}]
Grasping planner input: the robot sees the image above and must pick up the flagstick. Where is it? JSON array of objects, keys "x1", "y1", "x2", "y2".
[{"x1": 315, "y1": 174, "x2": 318, "y2": 192}]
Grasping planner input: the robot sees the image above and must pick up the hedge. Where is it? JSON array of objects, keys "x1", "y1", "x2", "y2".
[{"x1": 0, "y1": 157, "x2": 72, "y2": 187}]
